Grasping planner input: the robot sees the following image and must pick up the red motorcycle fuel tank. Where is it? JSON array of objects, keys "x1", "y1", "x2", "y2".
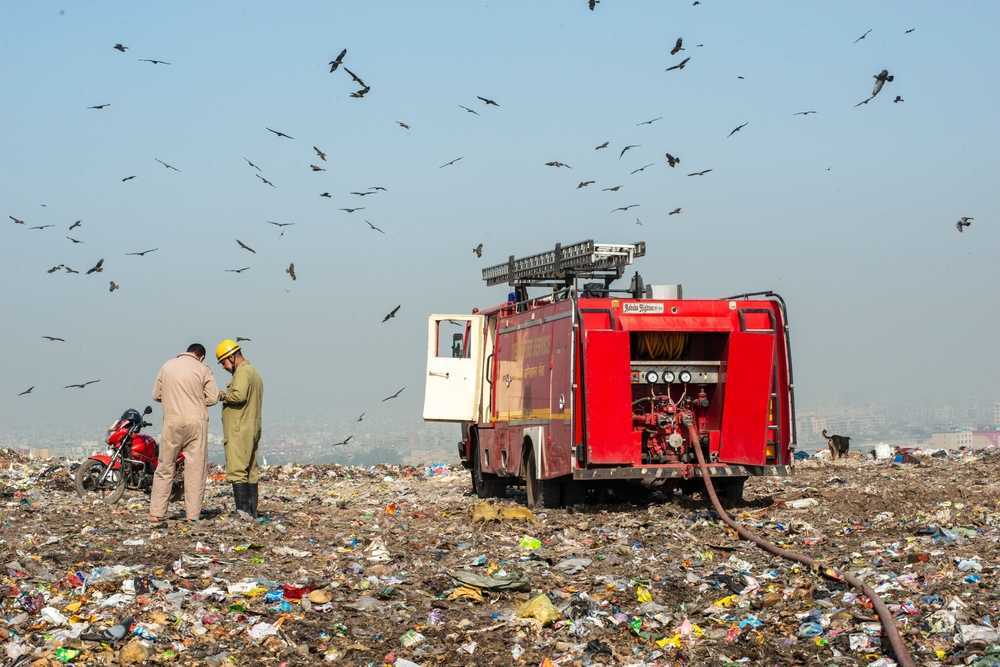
[{"x1": 130, "y1": 434, "x2": 159, "y2": 467}]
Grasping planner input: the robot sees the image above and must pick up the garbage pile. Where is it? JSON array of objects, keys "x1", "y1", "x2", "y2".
[{"x1": 2, "y1": 450, "x2": 998, "y2": 665}]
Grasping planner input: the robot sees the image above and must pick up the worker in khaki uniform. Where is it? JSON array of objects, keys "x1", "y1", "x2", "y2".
[
  {"x1": 215, "y1": 339, "x2": 264, "y2": 518},
  {"x1": 150, "y1": 343, "x2": 220, "y2": 525}
]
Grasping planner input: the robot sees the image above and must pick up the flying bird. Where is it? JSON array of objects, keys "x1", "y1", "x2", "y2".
[
  {"x1": 265, "y1": 127, "x2": 295, "y2": 139},
  {"x1": 267, "y1": 221, "x2": 294, "y2": 228},
  {"x1": 313, "y1": 146, "x2": 327, "y2": 161},
  {"x1": 349, "y1": 86, "x2": 370, "y2": 99},
  {"x1": 30, "y1": 225, "x2": 54, "y2": 230},
  {"x1": 871, "y1": 69, "x2": 894, "y2": 98},
  {"x1": 350, "y1": 191, "x2": 376, "y2": 197},
  {"x1": 687, "y1": 169, "x2": 713, "y2": 177},
  {"x1": 382, "y1": 305, "x2": 401, "y2": 323},
  {"x1": 64, "y1": 266, "x2": 79, "y2": 274},
  {"x1": 635, "y1": 217, "x2": 643, "y2": 226},
  {"x1": 630, "y1": 163, "x2": 655, "y2": 175},
  {"x1": 365, "y1": 220, "x2": 385, "y2": 234},
  {"x1": 86, "y1": 259, "x2": 104, "y2": 274},
  {"x1": 588, "y1": 0, "x2": 598, "y2": 9},
  {"x1": 126, "y1": 248, "x2": 158, "y2": 257},
  {"x1": 88, "y1": 104, "x2": 110, "y2": 110},
  {"x1": 458, "y1": 105, "x2": 480, "y2": 116},
  {"x1": 9, "y1": 215, "x2": 25, "y2": 224},
  {"x1": 41, "y1": 336, "x2": 66, "y2": 342},
  {"x1": 226, "y1": 267, "x2": 251, "y2": 273},
  {"x1": 368, "y1": 186, "x2": 388, "y2": 192},
  {"x1": 665, "y1": 152, "x2": 680, "y2": 168},
  {"x1": 121, "y1": 176, "x2": 136, "y2": 182},
  {"x1": 109, "y1": 280, "x2": 120, "y2": 293},
  {"x1": 793, "y1": 110, "x2": 818, "y2": 116},
  {"x1": 47, "y1": 265, "x2": 65, "y2": 274},
  {"x1": 286, "y1": 263, "x2": 296, "y2": 281},
  {"x1": 611, "y1": 204, "x2": 640, "y2": 213},
  {"x1": 344, "y1": 67, "x2": 367, "y2": 88},
  {"x1": 893, "y1": 95, "x2": 904, "y2": 103},
  {"x1": 310, "y1": 164, "x2": 326, "y2": 172},
  {"x1": 577, "y1": 180, "x2": 596, "y2": 189},
  {"x1": 397, "y1": 121, "x2": 411, "y2": 129},
  {"x1": 64, "y1": 379, "x2": 101, "y2": 389},
  {"x1": 956, "y1": 217, "x2": 973, "y2": 233},
  {"x1": 243, "y1": 157, "x2": 262, "y2": 171},
  {"x1": 155, "y1": 158, "x2": 180, "y2": 172},
  {"x1": 728, "y1": 122, "x2": 749, "y2": 137},
  {"x1": 138, "y1": 58, "x2": 171, "y2": 65},
  {"x1": 381, "y1": 386, "x2": 406, "y2": 402},
  {"x1": 594, "y1": 141, "x2": 609, "y2": 150},
  {"x1": 669, "y1": 207, "x2": 682, "y2": 215},
  {"x1": 339, "y1": 207, "x2": 365, "y2": 213},
  {"x1": 439, "y1": 157, "x2": 463, "y2": 168},
  {"x1": 17, "y1": 386, "x2": 34, "y2": 396},
  {"x1": 256, "y1": 174, "x2": 276, "y2": 187},
  {"x1": 636, "y1": 117, "x2": 662, "y2": 126},
  {"x1": 356, "y1": 412, "x2": 365, "y2": 422},
  {"x1": 545, "y1": 161, "x2": 571, "y2": 168},
  {"x1": 320, "y1": 192, "x2": 333, "y2": 198},
  {"x1": 68, "y1": 220, "x2": 82, "y2": 230},
  {"x1": 670, "y1": 38, "x2": 684, "y2": 55},
  {"x1": 904, "y1": 28, "x2": 915, "y2": 34},
  {"x1": 619, "y1": 144, "x2": 640, "y2": 159},
  {"x1": 602, "y1": 185, "x2": 622, "y2": 192},
  {"x1": 853, "y1": 28, "x2": 872, "y2": 43},
  {"x1": 236, "y1": 239, "x2": 256, "y2": 254},
  {"x1": 472, "y1": 243, "x2": 483, "y2": 258},
  {"x1": 331, "y1": 436, "x2": 354, "y2": 447},
  {"x1": 113, "y1": 43, "x2": 128, "y2": 52},
  {"x1": 477, "y1": 96, "x2": 500, "y2": 107},
  {"x1": 66, "y1": 236, "x2": 83, "y2": 244},
  {"x1": 328, "y1": 48, "x2": 347, "y2": 72},
  {"x1": 665, "y1": 57, "x2": 690, "y2": 72},
  {"x1": 236, "y1": 337, "x2": 252, "y2": 342}
]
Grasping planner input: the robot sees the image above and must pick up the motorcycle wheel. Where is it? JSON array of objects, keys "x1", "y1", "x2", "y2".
[{"x1": 75, "y1": 458, "x2": 127, "y2": 505}]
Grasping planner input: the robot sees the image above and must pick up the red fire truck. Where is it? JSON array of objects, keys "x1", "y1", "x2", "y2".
[{"x1": 423, "y1": 240, "x2": 796, "y2": 507}]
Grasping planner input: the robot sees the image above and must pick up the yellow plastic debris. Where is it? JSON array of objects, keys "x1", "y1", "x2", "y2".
[
  {"x1": 635, "y1": 586, "x2": 653, "y2": 603},
  {"x1": 447, "y1": 585, "x2": 484, "y2": 603},
  {"x1": 657, "y1": 634, "x2": 682, "y2": 649},
  {"x1": 516, "y1": 594, "x2": 561, "y2": 625},
  {"x1": 712, "y1": 594, "x2": 739, "y2": 608},
  {"x1": 63, "y1": 601, "x2": 82, "y2": 613},
  {"x1": 471, "y1": 502, "x2": 538, "y2": 524}
]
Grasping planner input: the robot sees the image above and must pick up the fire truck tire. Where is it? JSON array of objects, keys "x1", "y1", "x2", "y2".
[
  {"x1": 470, "y1": 442, "x2": 505, "y2": 499},
  {"x1": 714, "y1": 476, "x2": 746, "y2": 508},
  {"x1": 562, "y1": 480, "x2": 586, "y2": 506},
  {"x1": 525, "y1": 449, "x2": 562, "y2": 508}
]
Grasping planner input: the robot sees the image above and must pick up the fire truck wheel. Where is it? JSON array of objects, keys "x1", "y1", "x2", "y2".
[
  {"x1": 525, "y1": 449, "x2": 562, "y2": 509},
  {"x1": 471, "y1": 441, "x2": 505, "y2": 499},
  {"x1": 714, "y1": 476, "x2": 747, "y2": 508}
]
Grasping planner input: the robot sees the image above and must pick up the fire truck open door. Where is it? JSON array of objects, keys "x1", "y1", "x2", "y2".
[
  {"x1": 423, "y1": 314, "x2": 486, "y2": 422},
  {"x1": 719, "y1": 330, "x2": 775, "y2": 466}
]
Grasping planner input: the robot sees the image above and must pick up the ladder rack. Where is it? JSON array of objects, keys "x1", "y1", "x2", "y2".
[{"x1": 483, "y1": 240, "x2": 645, "y2": 287}]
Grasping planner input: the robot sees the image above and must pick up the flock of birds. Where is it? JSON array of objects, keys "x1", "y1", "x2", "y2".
[{"x1": 6, "y1": 10, "x2": 982, "y2": 449}]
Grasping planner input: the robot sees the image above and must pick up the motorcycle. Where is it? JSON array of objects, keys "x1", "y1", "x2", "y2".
[{"x1": 75, "y1": 406, "x2": 184, "y2": 505}]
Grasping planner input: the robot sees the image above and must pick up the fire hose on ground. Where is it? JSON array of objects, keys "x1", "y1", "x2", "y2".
[{"x1": 684, "y1": 420, "x2": 915, "y2": 667}]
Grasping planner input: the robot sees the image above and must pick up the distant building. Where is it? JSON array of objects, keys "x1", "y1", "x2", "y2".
[
  {"x1": 993, "y1": 402, "x2": 1000, "y2": 427},
  {"x1": 973, "y1": 430, "x2": 1000, "y2": 449},
  {"x1": 928, "y1": 430, "x2": 974, "y2": 450}
]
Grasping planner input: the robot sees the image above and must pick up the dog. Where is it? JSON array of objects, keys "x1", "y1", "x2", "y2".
[{"x1": 822, "y1": 429, "x2": 850, "y2": 460}]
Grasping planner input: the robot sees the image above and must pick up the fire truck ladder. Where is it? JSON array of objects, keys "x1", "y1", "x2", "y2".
[{"x1": 482, "y1": 240, "x2": 645, "y2": 287}]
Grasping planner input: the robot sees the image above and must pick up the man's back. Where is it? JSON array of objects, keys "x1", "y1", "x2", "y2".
[{"x1": 154, "y1": 353, "x2": 219, "y2": 422}]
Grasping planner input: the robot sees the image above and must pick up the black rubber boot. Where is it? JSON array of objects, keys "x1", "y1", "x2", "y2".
[
  {"x1": 246, "y1": 483, "x2": 259, "y2": 518},
  {"x1": 231, "y1": 483, "x2": 242, "y2": 515}
]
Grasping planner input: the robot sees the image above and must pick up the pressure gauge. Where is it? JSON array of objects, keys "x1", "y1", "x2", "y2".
[
  {"x1": 644, "y1": 370, "x2": 659, "y2": 384},
  {"x1": 679, "y1": 370, "x2": 692, "y2": 383},
  {"x1": 662, "y1": 370, "x2": 676, "y2": 383}
]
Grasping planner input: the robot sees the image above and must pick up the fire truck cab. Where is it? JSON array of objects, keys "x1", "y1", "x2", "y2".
[{"x1": 423, "y1": 240, "x2": 796, "y2": 508}]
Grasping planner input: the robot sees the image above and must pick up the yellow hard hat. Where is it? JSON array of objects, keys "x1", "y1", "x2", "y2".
[{"x1": 215, "y1": 339, "x2": 241, "y2": 363}]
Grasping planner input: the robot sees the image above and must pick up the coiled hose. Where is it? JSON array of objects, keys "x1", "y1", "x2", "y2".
[{"x1": 685, "y1": 421, "x2": 915, "y2": 667}]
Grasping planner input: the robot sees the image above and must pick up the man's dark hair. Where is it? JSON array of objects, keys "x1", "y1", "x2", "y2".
[{"x1": 187, "y1": 343, "x2": 207, "y2": 358}]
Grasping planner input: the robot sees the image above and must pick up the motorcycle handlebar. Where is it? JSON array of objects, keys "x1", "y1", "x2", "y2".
[{"x1": 141, "y1": 421, "x2": 153, "y2": 428}]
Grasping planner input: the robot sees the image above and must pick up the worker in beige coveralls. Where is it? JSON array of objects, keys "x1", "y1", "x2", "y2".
[{"x1": 214, "y1": 339, "x2": 263, "y2": 518}]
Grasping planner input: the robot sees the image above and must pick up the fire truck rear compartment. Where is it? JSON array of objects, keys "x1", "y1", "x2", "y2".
[{"x1": 629, "y1": 332, "x2": 725, "y2": 465}]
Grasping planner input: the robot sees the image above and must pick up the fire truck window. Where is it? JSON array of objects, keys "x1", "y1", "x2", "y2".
[{"x1": 437, "y1": 321, "x2": 470, "y2": 359}]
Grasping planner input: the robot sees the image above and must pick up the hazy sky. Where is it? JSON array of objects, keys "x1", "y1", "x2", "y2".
[{"x1": 2, "y1": 1, "x2": 998, "y2": 440}]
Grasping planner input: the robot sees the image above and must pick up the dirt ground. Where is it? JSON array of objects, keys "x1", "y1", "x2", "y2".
[{"x1": 2, "y1": 448, "x2": 998, "y2": 666}]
